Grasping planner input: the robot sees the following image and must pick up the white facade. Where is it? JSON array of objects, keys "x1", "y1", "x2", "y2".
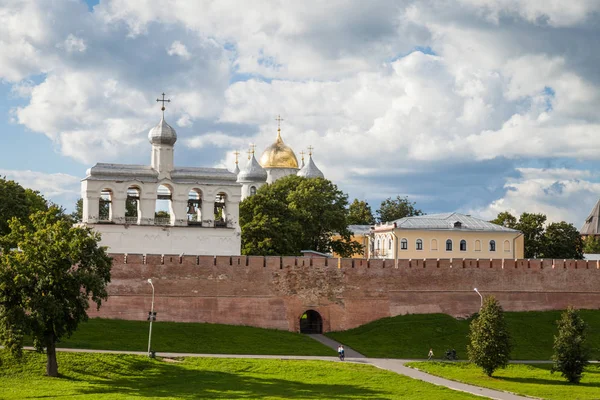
[
  {"x1": 81, "y1": 113, "x2": 242, "y2": 255},
  {"x1": 265, "y1": 167, "x2": 300, "y2": 184}
]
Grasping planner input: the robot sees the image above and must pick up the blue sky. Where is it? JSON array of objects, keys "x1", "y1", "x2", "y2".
[{"x1": 1, "y1": 0, "x2": 600, "y2": 226}]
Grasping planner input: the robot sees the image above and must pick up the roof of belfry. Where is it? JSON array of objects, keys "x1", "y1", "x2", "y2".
[
  {"x1": 378, "y1": 212, "x2": 520, "y2": 232},
  {"x1": 581, "y1": 199, "x2": 600, "y2": 235}
]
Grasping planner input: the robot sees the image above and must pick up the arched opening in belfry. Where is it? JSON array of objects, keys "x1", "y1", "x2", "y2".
[
  {"x1": 214, "y1": 192, "x2": 227, "y2": 227},
  {"x1": 187, "y1": 189, "x2": 202, "y2": 225},
  {"x1": 155, "y1": 184, "x2": 173, "y2": 225},
  {"x1": 99, "y1": 189, "x2": 113, "y2": 222},
  {"x1": 126, "y1": 186, "x2": 141, "y2": 224},
  {"x1": 299, "y1": 310, "x2": 323, "y2": 334}
]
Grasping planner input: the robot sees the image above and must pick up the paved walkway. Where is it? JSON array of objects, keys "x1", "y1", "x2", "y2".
[
  {"x1": 302, "y1": 336, "x2": 530, "y2": 400},
  {"x1": 19, "y1": 345, "x2": 531, "y2": 399}
]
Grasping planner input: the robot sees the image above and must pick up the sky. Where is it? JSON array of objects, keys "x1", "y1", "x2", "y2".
[{"x1": 1, "y1": 0, "x2": 599, "y2": 226}]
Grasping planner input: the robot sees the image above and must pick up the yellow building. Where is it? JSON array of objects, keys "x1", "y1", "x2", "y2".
[
  {"x1": 370, "y1": 213, "x2": 524, "y2": 260},
  {"x1": 332, "y1": 225, "x2": 371, "y2": 258}
]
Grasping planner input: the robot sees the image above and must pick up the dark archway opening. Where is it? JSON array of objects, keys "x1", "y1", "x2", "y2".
[{"x1": 299, "y1": 310, "x2": 323, "y2": 334}]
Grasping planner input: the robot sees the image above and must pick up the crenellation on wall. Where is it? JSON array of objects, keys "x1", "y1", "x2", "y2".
[{"x1": 93, "y1": 254, "x2": 600, "y2": 332}]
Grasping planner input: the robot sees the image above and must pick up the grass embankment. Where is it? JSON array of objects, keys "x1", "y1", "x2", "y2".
[
  {"x1": 0, "y1": 351, "x2": 480, "y2": 400},
  {"x1": 406, "y1": 362, "x2": 600, "y2": 400},
  {"x1": 50, "y1": 318, "x2": 334, "y2": 356},
  {"x1": 326, "y1": 310, "x2": 600, "y2": 359}
]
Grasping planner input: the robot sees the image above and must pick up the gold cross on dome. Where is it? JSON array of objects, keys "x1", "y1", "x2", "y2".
[
  {"x1": 307, "y1": 145, "x2": 314, "y2": 156},
  {"x1": 156, "y1": 93, "x2": 170, "y2": 115},
  {"x1": 250, "y1": 143, "x2": 257, "y2": 154},
  {"x1": 275, "y1": 115, "x2": 284, "y2": 130},
  {"x1": 299, "y1": 150, "x2": 305, "y2": 161},
  {"x1": 234, "y1": 150, "x2": 240, "y2": 165},
  {"x1": 246, "y1": 149, "x2": 253, "y2": 160}
]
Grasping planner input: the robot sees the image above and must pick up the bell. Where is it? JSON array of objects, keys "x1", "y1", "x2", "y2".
[{"x1": 187, "y1": 203, "x2": 196, "y2": 214}]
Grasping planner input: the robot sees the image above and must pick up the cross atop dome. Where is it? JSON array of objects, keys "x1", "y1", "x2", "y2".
[{"x1": 156, "y1": 92, "x2": 170, "y2": 117}]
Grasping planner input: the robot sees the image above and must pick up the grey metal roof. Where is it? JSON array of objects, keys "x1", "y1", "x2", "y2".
[
  {"x1": 388, "y1": 212, "x2": 520, "y2": 232},
  {"x1": 348, "y1": 225, "x2": 372, "y2": 235},
  {"x1": 237, "y1": 154, "x2": 267, "y2": 182},
  {"x1": 84, "y1": 163, "x2": 159, "y2": 182},
  {"x1": 148, "y1": 116, "x2": 177, "y2": 145},
  {"x1": 297, "y1": 155, "x2": 324, "y2": 179},
  {"x1": 581, "y1": 199, "x2": 600, "y2": 235},
  {"x1": 171, "y1": 167, "x2": 238, "y2": 183}
]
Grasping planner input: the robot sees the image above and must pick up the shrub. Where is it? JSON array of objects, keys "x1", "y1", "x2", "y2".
[{"x1": 551, "y1": 307, "x2": 589, "y2": 383}]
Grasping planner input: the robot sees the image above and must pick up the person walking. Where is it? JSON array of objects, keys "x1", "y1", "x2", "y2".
[
  {"x1": 427, "y1": 348, "x2": 434, "y2": 361},
  {"x1": 338, "y1": 345, "x2": 345, "y2": 361}
]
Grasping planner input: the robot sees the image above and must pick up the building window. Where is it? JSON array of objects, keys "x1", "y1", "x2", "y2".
[
  {"x1": 431, "y1": 239, "x2": 438, "y2": 251},
  {"x1": 250, "y1": 186, "x2": 257, "y2": 196},
  {"x1": 99, "y1": 189, "x2": 113, "y2": 222},
  {"x1": 377, "y1": 239, "x2": 380, "y2": 250},
  {"x1": 389, "y1": 238, "x2": 392, "y2": 250},
  {"x1": 504, "y1": 240, "x2": 511, "y2": 253},
  {"x1": 401, "y1": 238, "x2": 408, "y2": 250},
  {"x1": 475, "y1": 240, "x2": 481, "y2": 251},
  {"x1": 416, "y1": 239, "x2": 423, "y2": 250},
  {"x1": 214, "y1": 192, "x2": 227, "y2": 227},
  {"x1": 490, "y1": 240, "x2": 496, "y2": 252},
  {"x1": 446, "y1": 239, "x2": 453, "y2": 251},
  {"x1": 460, "y1": 240, "x2": 467, "y2": 251},
  {"x1": 454, "y1": 221, "x2": 462, "y2": 228}
]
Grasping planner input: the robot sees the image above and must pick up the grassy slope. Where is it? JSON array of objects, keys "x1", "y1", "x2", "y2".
[
  {"x1": 0, "y1": 351, "x2": 480, "y2": 400},
  {"x1": 406, "y1": 362, "x2": 600, "y2": 400},
  {"x1": 326, "y1": 310, "x2": 600, "y2": 359},
  {"x1": 52, "y1": 318, "x2": 335, "y2": 356}
]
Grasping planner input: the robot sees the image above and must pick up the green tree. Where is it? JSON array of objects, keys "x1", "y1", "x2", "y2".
[
  {"x1": 347, "y1": 199, "x2": 375, "y2": 225},
  {"x1": 542, "y1": 222, "x2": 584, "y2": 259},
  {"x1": 515, "y1": 213, "x2": 547, "y2": 258},
  {"x1": 71, "y1": 198, "x2": 83, "y2": 222},
  {"x1": 490, "y1": 211, "x2": 517, "y2": 228},
  {"x1": 467, "y1": 296, "x2": 512, "y2": 377},
  {"x1": 0, "y1": 207, "x2": 112, "y2": 377},
  {"x1": 240, "y1": 176, "x2": 362, "y2": 257},
  {"x1": 155, "y1": 210, "x2": 171, "y2": 219},
  {"x1": 376, "y1": 196, "x2": 423, "y2": 223},
  {"x1": 551, "y1": 307, "x2": 589, "y2": 383},
  {"x1": 0, "y1": 178, "x2": 48, "y2": 236},
  {"x1": 583, "y1": 235, "x2": 600, "y2": 254}
]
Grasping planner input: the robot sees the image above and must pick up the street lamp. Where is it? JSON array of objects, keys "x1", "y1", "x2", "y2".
[
  {"x1": 147, "y1": 278, "x2": 156, "y2": 357},
  {"x1": 474, "y1": 287, "x2": 483, "y2": 309}
]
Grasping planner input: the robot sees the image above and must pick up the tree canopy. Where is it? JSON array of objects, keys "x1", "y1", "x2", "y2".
[
  {"x1": 240, "y1": 176, "x2": 362, "y2": 257},
  {"x1": 491, "y1": 211, "x2": 583, "y2": 259},
  {"x1": 583, "y1": 235, "x2": 600, "y2": 254},
  {"x1": 552, "y1": 307, "x2": 589, "y2": 383},
  {"x1": 467, "y1": 296, "x2": 512, "y2": 377},
  {"x1": 0, "y1": 207, "x2": 112, "y2": 377},
  {"x1": 0, "y1": 177, "x2": 48, "y2": 236},
  {"x1": 347, "y1": 199, "x2": 375, "y2": 225},
  {"x1": 376, "y1": 196, "x2": 423, "y2": 223}
]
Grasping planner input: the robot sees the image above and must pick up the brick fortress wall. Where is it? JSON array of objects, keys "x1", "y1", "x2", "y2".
[{"x1": 88, "y1": 254, "x2": 600, "y2": 332}]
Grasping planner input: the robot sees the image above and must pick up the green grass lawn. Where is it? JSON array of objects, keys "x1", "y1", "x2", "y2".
[
  {"x1": 326, "y1": 310, "x2": 600, "y2": 360},
  {"x1": 406, "y1": 362, "x2": 600, "y2": 400},
  {"x1": 47, "y1": 318, "x2": 335, "y2": 356},
  {"x1": 0, "y1": 351, "x2": 480, "y2": 400}
]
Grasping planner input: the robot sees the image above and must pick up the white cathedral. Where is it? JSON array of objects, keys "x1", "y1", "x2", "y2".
[{"x1": 81, "y1": 98, "x2": 324, "y2": 256}]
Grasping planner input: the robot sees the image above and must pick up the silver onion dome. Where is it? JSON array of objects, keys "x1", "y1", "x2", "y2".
[
  {"x1": 148, "y1": 116, "x2": 177, "y2": 145},
  {"x1": 297, "y1": 155, "x2": 324, "y2": 178},
  {"x1": 237, "y1": 154, "x2": 267, "y2": 182}
]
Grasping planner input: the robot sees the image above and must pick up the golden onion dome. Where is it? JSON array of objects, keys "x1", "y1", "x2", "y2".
[{"x1": 259, "y1": 130, "x2": 299, "y2": 169}]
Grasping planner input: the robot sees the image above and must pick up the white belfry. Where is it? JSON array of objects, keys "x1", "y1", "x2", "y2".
[{"x1": 80, "y1": 94, "x2": 242, "y2": 255}]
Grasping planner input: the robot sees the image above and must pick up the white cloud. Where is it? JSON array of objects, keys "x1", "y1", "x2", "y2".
[
  {"x1": 0, "y1": 169, "x2": 80, "y2": 198},
  {"x1": 167, "y1": 40, "x2": 191, "y2": 60},
  {"x1": 185, "y1": 131, "x2": 250, "y2": 150},
  {"x1": 58, "y1": 34, "x2": 87, "y2": 53},
  {"x1": 471, "y1": 168, "x2": 600, "y2": 225}
]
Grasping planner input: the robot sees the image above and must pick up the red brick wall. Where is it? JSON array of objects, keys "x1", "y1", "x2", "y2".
[{"x1": 89, "y1": 255, "x2": 600, "y2": 332}]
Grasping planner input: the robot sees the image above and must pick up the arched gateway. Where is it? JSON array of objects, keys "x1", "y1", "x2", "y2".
[{"x1": 299, "y1": 310, "x2": 323, "y2": 334}]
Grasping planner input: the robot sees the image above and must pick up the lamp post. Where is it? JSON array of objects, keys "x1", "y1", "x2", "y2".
[
  {"x1": 147, "y1": 278, "x2": 155, "y2": 357},
  {"x1": 474, "y1": 287, "x2": 483, "y2": 309}
]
